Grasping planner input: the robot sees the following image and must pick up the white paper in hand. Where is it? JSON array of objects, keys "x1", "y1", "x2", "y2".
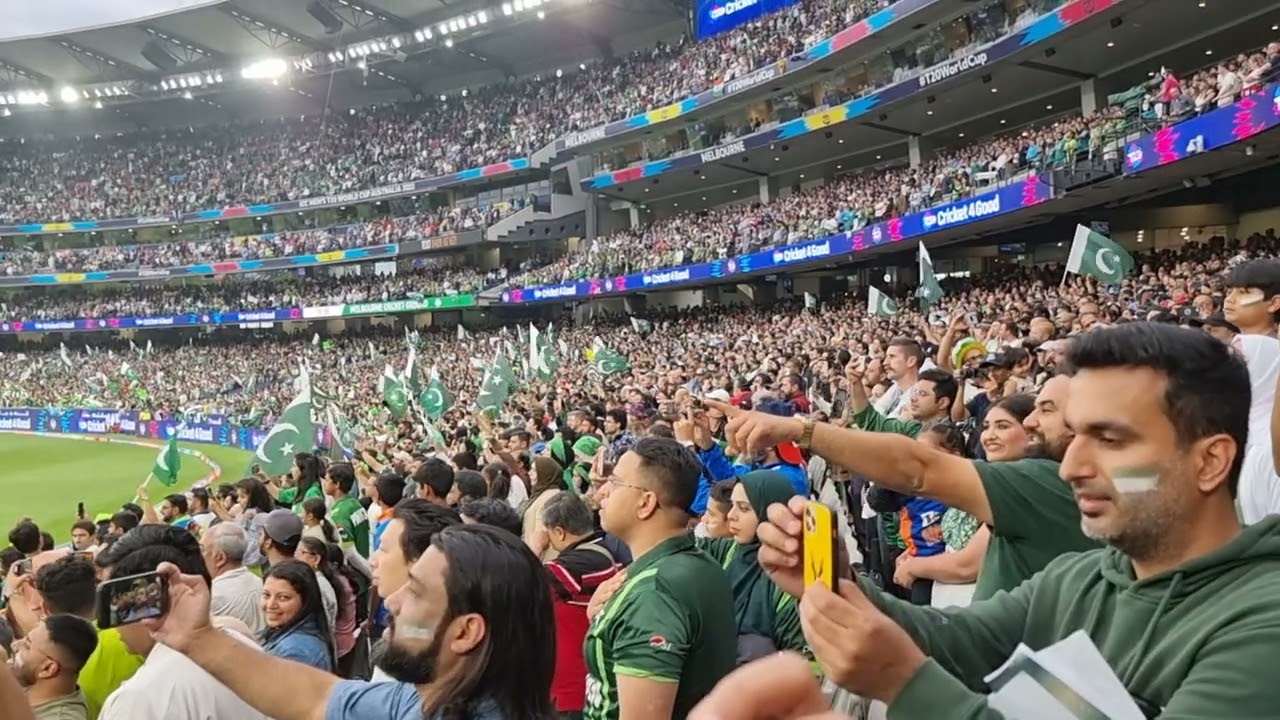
[{"x1": 984, "y1": 631, "x2": 1146, "y2": 720}]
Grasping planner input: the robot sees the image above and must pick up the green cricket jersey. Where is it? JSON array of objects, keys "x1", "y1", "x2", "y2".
[
  {"x1": 329, "y1": 495, "x2": 370, "y2": 558},
  {"x1": 583, "y1": 534, "x2": 736, "y2": 720}
]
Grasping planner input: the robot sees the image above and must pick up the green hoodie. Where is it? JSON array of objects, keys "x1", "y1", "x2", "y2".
[{"x1": 875, "y1": 515, "x2": 1280, "y2": 717}]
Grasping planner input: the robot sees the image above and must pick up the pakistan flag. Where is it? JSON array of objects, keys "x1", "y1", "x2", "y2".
[
  {"x1": 868, "y1": 285, "x2": 898, "y2": 318},
  {"x1": 1065, "y1": 224, "x2": 1134, "y2": 285},
  {"x1": 252, "y1": 384, "x2": 313, "y2": 475},
  {"x1": 420, "y1": 368, "x2": 454, "y2": 420},
  {"x1": 477, "y1": 353, "x2": 516, "y2": 413},
  {"x1": 590, "y1": 343, "x2": 631, "y2": 375}
]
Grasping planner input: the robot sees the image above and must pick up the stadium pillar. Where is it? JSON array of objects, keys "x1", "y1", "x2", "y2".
[
  {"x1": 628, "y1": 203, "x2": 641, "y2": 228},
  {"x1": 758, "y1": 176, "x2": 779, "y2": 203},
  {"x1": 1080, "y1": 78, "x2": 1098, "y2": 115},
  {"x1": 908, "y1": 135, "x2": 923, "y2": 169}
]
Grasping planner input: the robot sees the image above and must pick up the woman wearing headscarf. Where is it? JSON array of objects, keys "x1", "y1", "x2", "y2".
[
  {"x1": 696, "y1": 470, "x2": 812, "y2": 666},
  {"x1": 520, "y1": 456, "x2": 566, "y2": 561}
]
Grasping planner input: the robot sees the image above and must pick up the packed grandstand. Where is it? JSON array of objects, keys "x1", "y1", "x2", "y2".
[{"x1": 4, "y1": 0, "x2": 1280, "y2": 719}]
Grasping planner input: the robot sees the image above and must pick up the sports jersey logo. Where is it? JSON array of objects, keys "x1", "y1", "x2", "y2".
[{"x1": 648, "y1": 635, "x2": 673, "y2": 651}]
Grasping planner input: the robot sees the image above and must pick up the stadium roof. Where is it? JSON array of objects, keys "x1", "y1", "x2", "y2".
[{"x1": 0, "y1": 0, "x2": 684, "y2": 134}]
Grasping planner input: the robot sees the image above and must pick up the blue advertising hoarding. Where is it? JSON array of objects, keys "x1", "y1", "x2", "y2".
[
  {"x1": 500, "y1": 174, "x2": 1052, "y2": 304},
  {"x1": 584, "y1": 0, "x2": 1118, "y2": 190},
  {"x1": 1124, "y1": 83, "x2": 1280, "y2": 174},
  {"x1": 0, "y1": 407, "x2": 329, "y2": 454},
  {"x1": 695, "y1": 0, "x2": 802, "y2": 40}
]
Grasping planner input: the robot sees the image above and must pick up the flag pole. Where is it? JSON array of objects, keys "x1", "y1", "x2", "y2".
[{"x1": 131, "y1": 473, "x2": 154, "y2": 504}]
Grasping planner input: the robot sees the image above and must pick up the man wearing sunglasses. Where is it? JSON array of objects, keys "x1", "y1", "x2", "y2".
[{"x1": 10, "y1": 614, "x2": 98, "y2": 720}]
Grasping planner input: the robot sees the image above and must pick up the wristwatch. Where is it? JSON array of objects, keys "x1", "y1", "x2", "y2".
[{"x1": 796, "y1": 418, "x2": 817, "y2": 449}]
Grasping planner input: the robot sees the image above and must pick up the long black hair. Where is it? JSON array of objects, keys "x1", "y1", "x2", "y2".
[
  {"x1": 294, "y1": 452, "x2": 323, "y2": 505},
  {"x1": 298, "y1": 536, "x2": 350, "y2": 610},
  {"x1": 426, "y1": 524, "x2": 554, "y2": 720},
  {"x1": 235, "y1": 477, "x2": 276, "y2": 514},
  {"x1": 481, "y1": 462, "x2": 512, "y2": 501},
  {"x1": 261, "y1": 559, "x2": 334, "y2": 668},
  {"x1": 301, "y1": 498, "x2": 338, "y2": 544}
]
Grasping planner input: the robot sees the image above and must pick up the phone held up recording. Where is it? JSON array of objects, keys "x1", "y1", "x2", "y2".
[
  {"x1": 803, "y1": 501, "x2": 838, "y2": 590},
  {"x1": 96, "y1": 571, "x2": 169, "y2": 629}
]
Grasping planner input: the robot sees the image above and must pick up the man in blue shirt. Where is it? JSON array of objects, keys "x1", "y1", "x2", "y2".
[{"x1": 142, "y1": 524, "x2": 555, "y2": 720}]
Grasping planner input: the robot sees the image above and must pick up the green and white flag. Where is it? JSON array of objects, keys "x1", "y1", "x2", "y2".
[
  {"x1": 528, "y1": 324, "x2": 560, "y2": 382},
  {"x1": 917, "y1": 242, "x2": 944, "y2": 309},
  {"x1": 1065, "y1": 224, "x2": 1134, "y2": 284},
  {"x1": 382, "y1": 365, "x2": 409, "y2": 420},
  {"x1": 59, "y1": 343, "x2": 72, "y2": 368},
  {"x1": 868, "y1": 286, "x2": 898, "y2": 318},
  {"x1": 151, "y1": 432, "x2": 182, "y2": 487},
  {"x1": 476, "y1": 352, "x2": 515, "y2": 412},
  {"x1": 252, "y1": 384, "x2": 313, "y2": 476},
  {"x1": 420, "y1": 367, "x2": 454, "y2": 420},
  {"x1": 403, "y1": 340, "x2": 421, "y2": 398},
  {"x1": 590, "y1": 342, "x2": 631, "y2": 376}
]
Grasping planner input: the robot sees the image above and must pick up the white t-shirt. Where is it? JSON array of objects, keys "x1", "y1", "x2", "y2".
[
  {"x1": 211, "y1": 566, "x2": 266, "y2": 635},
  {"x1": 99, "y1": 638, "x2": 271, "y2": 720}
]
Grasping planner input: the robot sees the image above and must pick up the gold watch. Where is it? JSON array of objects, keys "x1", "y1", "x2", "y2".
[{"x1": 797, "y1": 419, "x2": 816, "y2": 449}]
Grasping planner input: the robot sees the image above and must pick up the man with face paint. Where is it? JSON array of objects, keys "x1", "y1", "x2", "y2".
[
  {"x1": 746, "y1": 324, "x2": 1280, "y2": 717},
  {"x1": 140, "y1": 524, "x2": 555, "y2": 720},
  {"x1": 1222, "y1": 258, "x2": 1280, "y2": 337}
]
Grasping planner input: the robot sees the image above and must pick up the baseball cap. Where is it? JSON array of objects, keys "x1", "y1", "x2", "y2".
[
  {"x1": 774, "y1": 441, "x2": 806, "y2": 467},
  {"x1": 705, "y1": 388, "x2": 732, "y2": 403},
  {"x1": 979, "y1": 352, "x2": 1015, "y2": 369},
  {"x1": 263, "y1": 509, "x2": 303, "y2": 545}
]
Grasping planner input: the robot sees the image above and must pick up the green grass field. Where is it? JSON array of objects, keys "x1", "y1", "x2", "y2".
[{"x1": 0, "y1": 433, "x2": 253, "y2": 542}]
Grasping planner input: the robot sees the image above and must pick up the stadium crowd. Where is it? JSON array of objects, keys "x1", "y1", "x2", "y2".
[
  {"x1": 0, "y1": 0, "x2": 1077, "y2": 225},
  {"x1": 0, "y1": 102, "x2": 1130, "y2": 322},
  {"x1": 0, "y1": 204, "x2": 511, "y2": 277},
  {"x1": 5, "y1": 2, "x2": 1280, "y2": 718},
  {"x1": 473, "y1": 104, "x2": 1130, "y2": 288},
  {"x1": 3, "y1": 232, "x2": 1280, "y2": 720},
  {"x1": 0, "y1": 262, "x2": 515, "y2": 322}
]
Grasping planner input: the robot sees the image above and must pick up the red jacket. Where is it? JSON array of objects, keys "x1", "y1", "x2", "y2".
[{"x1": 545, "y1": 534, "x2": 621, "y2": 712}]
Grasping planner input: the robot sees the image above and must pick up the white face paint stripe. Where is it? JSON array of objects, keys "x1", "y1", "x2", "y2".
[{"x1": 1112, "y1": 468, "x2": 1159, "y2": 494}]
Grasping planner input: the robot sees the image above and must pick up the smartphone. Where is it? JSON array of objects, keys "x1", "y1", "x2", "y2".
[
  {"x1": 73, "y1": 551, "x2": 95, "y2": 563},
  {"x1": 77, "y1": 502, "x2": 86, "y2": 520},
  {"x1": 13, "y1": 558, "x2": 32, "y2": 576},
  {"x1": 96, "y1": 571, "x2": 169, "y2": 629},
  {"x1": 803, "y1": 502, "x2": 837, "y2": 591}
]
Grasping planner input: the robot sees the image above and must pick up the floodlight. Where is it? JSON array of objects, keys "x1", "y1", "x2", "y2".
[
  {"x1": 241, "y1": 57, "x2": 288, "y2": 80},
  {"x1": 502, "y1": 3, "x2": 513, "y2": 15},
  {"x1": 59, "y1": 86, "x2": 79, "y2": 103}
]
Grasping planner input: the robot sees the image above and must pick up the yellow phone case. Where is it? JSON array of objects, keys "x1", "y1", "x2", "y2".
[{"x1": 803, "y1": 501, "x2": 836, "y2": 590}]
